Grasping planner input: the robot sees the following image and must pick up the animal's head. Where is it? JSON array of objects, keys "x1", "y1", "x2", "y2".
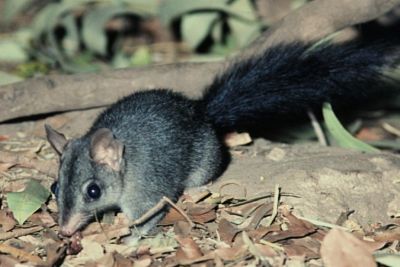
[{"x1": 45, "y1": 125, "x2": 125, "y2": 236}]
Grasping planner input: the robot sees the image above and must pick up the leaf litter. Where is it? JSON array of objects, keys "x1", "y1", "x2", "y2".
[{"x1": 0, "y1": 137, "x2": 399, "y2": 266}]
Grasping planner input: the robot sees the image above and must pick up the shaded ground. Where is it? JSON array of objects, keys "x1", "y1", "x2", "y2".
[{"x1": 0, "y1": 134, "x2": 399, "y2": 266}]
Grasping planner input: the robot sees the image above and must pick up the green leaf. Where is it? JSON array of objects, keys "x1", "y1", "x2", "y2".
[
  {"x1": 0, "y1": 40, "x2": 28, "y2": 63},
  {"x1": 0, "y1": 71, "x2": 23, "y2": 86},
  {"x1": 7, "y1": 180, "x2": 50, "y2": 225},
  {"x1": 32, "y1": 1, "x2": 86, "y2": 36},
  {"x1": 322, "y1": 103, "x2": 379, "y2": 152},
  {"x1": 82, "y1": 5, "x2": 128, "y2": 55},
  {"x1": 375, "y1": 254, "x2": 400, "y2": 267},
  {"x1": 82, "y1": 4, "x2": 149, "y2": 56},
  {"x1": 367, "y1": 140, "x2": 400, "y2": 150},
  {"x1": 181, "y1": 12, "x2": 219, "y2": 50},
  {"x1": 1, "y1": 0, "x2": 30, "y2": 24},
  {"x1": 130, "y1": 46, "x2": 152, "y2": 66},
  {"x1": 121, "y1": 0, "x2": 159, "y2": 15},
  {"x1": 227, "y1": 18, "x2": 261, "y2": 48},
  {"x1": 210, "y1": 34, "x2": 237, "y2": 56},
  {"x1": 61, "y1": 14, "x2": 80, "y2": 57},
  {"x1": 229, "y1": 0, "x2": 258, "y2": 21},
  {"x1": 212, "y1": 20, "x2": 223, "y2": 43},
  {"x1": 112, "y1": 52, "x2": 132, "y2": 68},
  {"x1": 160, "y1": 0, "x2": 257, "y2": 26},
  {"x1": 160, "y1": 0, "x2": 227, "y2": 25}
]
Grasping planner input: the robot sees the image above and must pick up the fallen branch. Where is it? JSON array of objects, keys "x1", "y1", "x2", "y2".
[
  {"x1": 0, "y1": 0, "x2": 399, "y2": 123},
  {"x1": 242, "y1": 0, "x2": 400, "y2": 58}
]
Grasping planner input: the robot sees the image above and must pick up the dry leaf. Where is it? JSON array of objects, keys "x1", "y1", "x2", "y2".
[
  {"x1": 218, "y1": 218, "x2": 241, "y2": 244},
  {"x1": 175, "y1": 236, "x2": 203, "y2": 260},
  {"x1": 133, "y1": 255, "x2": 152, "y2": 267},
  {"x1": 0, "y1": 163, "x2": 15, "y2": 172},
  {"x1": 247, "y1": 224, "x2": 281, "y2": 242},
  {"x1": 0, "y1": 243, "x2": 44, "y2": 265},
  {"x1": 174, "y1": 221, "x2": 192, "y2": 237},
  {"x1": 0, "y1": 210, "x2": 17, "y2": 232},
  {"x1": 215, "y1": 246, "x2": 248, "y2": 261},
  {"x1": 75, "y1": 239, "x2": 105, "y2": 261},
  {"x1": 372, "y1": 226, "x2": 400, "y2": 243},
  {"x1": 283, "y1": 238, "x2": 320, "y2": 259},
  {"x1": 224, "y1": 132, "x2": 252, "y2": 147},
  {"x1": 241, "y1": 203, "x2": 273, "y2": 230},
  {"x1": 29, "y1": 211, "x2": 56, "y2": 227},
  {"x1": 320, "y1": 228, "x2": 377, "y2": 267},
  {"x1": 0, "y1": 255, "x2": 20, "y2": 267}
]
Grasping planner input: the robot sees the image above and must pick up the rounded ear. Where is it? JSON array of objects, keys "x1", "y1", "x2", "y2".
[
  {"x1": 90, "y1": 128, "x2": 124, "y2": 171},
  {"x1": 45, "y1": 124, "x2": 68, "y2": 155}
]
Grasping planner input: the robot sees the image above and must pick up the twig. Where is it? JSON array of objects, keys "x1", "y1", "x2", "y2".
[
  {"x1": 0, "y1": 225, "x2": 44, "y2": 240},
  {"x1": 228, "y1": 192, "x2": 299, "y2": 207},
  {"x1": 296, "y1": 215, "x2": 350, "y2": 231},
  {"x1": 307, "y1": 109, "x2": 328, "y2": 146},
  {"x1": 94, "y1": 210, "x2": 110, "y2": 241},
  {"x1": 382, "y1": 122, "x2": 400, "y2": 137},
  {"x1": 259, "y1": 239, "x2": 284, "y2": 251},
  {"x1": 129, "y1": 196, "x2": 194, "y2": 228},
  {"x1": 265, "y1": 184, "x2": 281, "y2": 226},
  {"x1": 218, "y1": 181, "x2": 247, "y2": 199}
]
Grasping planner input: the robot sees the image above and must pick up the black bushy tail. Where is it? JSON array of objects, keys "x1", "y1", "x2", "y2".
[{"x1": 202, "y1": 42, "x2": 399, "y2": 130}]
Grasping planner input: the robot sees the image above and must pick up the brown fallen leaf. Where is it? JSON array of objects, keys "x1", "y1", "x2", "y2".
[
  {"x1": 133, "y1": 255, "x2": 152, "y2": 267},
  {"x1": 0, "y1": 210, "x2": 17, "y2": 232},
  {"x1": 44, "y1": 242, "x2": 67, "y2": 267},
  {"x1": 114, "y1": 252, "x2": 134, "y2": 267},
  {"x1": 320, "y1": 228, "x2": 377, "y2": 267},
  {"x1": 224, "y1": 132, "x2": 252, "y2": 147},
  {"x1": 218, "y1": 218, "x2": 242, "y2": 244},
  {"x1": 29, "y1": 210, "x2": 56, "y2": 227},
  {"x1": 371, "y1": 226, "x2": 400, "y2": 243},
  {"x1": 185, "y1": 202, "x2": 217, "y2": 216},
  {"x1": 282, "y1": 238, "x2": 320, "y2": 259},
  {"x1": 82, "y1": 223, "x2": 131, "y2": 244},
  {"x1": 0, "y1": 162, "x2": 15, "y2": 172},
  {"x1": 97, "y1": 252, "x2": 115, "y2": 267},
  {"x1": 0, "y1": 151, "x2": 58, "y2": 177},
  {"x1": 0, "y1": 255, "x2": 20, "y2": 267},
  {"x1": 174, "y1": 221, "x2": 192, "y2": 237},
  {"x1": 247, "y1": 224, "x2": 282, "y2": 242},
  {"x1": 242, "y1": 203, "x2": 273, "y2": 230},
  {"x1": 0, "y1": 243, "x2": 45, "y2": 265},
  {"x1": 263, "y1": 210, "x2": 317, "y2": 243},
  {"x1": 161, "y1": 202, "x2": 216, "y2": 225},
  {"x1": 224, "y1": 201, "x2": 266, "y2": 218},
  {"x1": 215, "y1": 245, "x2": 248, "y2": 261},
  {"x1": 0, "y1": 225, "x2": 43, "y2": 241},
  {"x1": 175, "y1": 236, "x2": 203, "y2": 261},
  {"x1": 182, "y1": 190, "x2": 211, "y2": 203}
]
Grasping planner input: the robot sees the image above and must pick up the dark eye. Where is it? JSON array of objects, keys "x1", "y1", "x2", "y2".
[
  {"x1": 86, "y1": 183, "x2": 101, "y2": 200},
  {"x1": 50, "y1": 182, "x2": 59, "y2": 198}
]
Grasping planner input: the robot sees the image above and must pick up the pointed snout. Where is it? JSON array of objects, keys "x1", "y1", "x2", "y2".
[
  {"x1": 58, "y1": 213, "x2": 85, "y2": 237},
  {"x1": 59, "y1": 227, "x2": 75, "y2": 237}
]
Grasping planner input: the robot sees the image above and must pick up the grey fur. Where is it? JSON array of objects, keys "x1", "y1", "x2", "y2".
[{"x1": 47, "y1": 90, "x2": 223, "y2": 239}]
